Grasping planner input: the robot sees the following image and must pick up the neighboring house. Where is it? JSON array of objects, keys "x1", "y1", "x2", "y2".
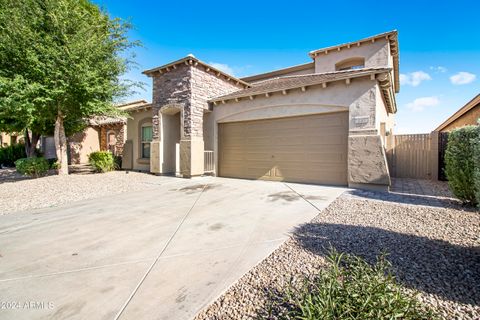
[
  {"x1": 67, "y1": 100, "x2": 151, "y2": 165},
  {"x1": 68, "y1": 116, "x2": 126, "y2": 164},
  {"x1": 122, "y1": 30, "x2": 399, "y2": 191},
  {"x1": 434, "y1": 94, "x2": 480, "y2": 132},
  {"x1": 0, "y1": 132, "x2": 23, "y2": 147}
]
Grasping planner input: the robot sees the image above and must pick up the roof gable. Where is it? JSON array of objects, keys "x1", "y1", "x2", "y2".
[
  {"x1": 142, "y1": 55, "x2": 249, "y2": 88},
  {"x1": 308, "y1": 31, "x2": 400, "y2": 93},
  {"x1": 435, "y1": 94, "x2": 480, "y2": 131}
]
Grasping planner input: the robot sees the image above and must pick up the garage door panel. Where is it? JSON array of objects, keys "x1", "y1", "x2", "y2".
[
  {"x1": 274, "y1": 169, "x2": 346, "y2": 185},
  {"x1": 219, "y1": 112, "x2": 348, "y2": 185}
]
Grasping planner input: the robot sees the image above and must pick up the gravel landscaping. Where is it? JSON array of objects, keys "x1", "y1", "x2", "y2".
[
  {"x1": 0, "y1": 169, "x2": 162, "y2": 214},
  {"x1": 195, "y1": 189, "x2": 480, "y2": 320}
]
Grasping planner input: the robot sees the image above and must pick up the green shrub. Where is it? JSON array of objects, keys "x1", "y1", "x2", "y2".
[
  {"x1": 113, "y1": 155, "x2": 122, "y2": 169},
  {"x1": 445, "y1": 125, "x2": 479, "y2": 205},
  {"x1": 266, "y1": 249, "x2": 435, "y2": 320},
  {"x1": 14, "y1": 157, "x2": 49, "y2": 177},
  {"x1": 475, "y1": 121, "x2": 480, "y2": 207},
  {"x1": 88, "y1": 151, "x2": 116, "y2": 173},
  {"x1": 0, "y1": 143, "x2": 26, "y2": 167}
]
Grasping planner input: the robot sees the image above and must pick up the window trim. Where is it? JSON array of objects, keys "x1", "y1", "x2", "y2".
[{"x1": 138, "y1": 118, "x2": 152, "y2": 159}]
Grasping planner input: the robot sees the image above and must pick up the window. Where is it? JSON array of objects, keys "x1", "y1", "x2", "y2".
[
  {"x1": 335, "y1": 57, "x2": 365, "y2": 71},
  {"x1": 107, "y1": 131, "x2": 117, "y2": 154},
  {"x1": 141, "y1": 124, "x2": 153, "y2": 158}
]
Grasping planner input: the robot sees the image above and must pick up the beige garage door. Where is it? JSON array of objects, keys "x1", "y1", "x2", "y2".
[{"x1": 219, "y1": 112, "x2": 348, "y2": 185}]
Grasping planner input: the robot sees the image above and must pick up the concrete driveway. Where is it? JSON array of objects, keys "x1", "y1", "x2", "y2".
[{"x1": 0, "y1": 176, "x2": 345, "y2": 320}]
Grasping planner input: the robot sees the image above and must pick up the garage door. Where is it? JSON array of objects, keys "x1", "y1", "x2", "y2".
[{"x1": 218, "y1": 112, "x2": 348, "y2": 185}]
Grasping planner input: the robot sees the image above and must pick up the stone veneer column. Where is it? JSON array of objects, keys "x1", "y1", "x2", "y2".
[
  {"x1": 148, "y1": 58, "x2": 244, "y2": 177},
  {"x1": 347, "y1": 86, "x2": 391, "y2": 191}
]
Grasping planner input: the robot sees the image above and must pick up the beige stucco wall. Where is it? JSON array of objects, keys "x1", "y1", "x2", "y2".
[
  {"x1": 161, "y1": 112, "x2": 181, "y2": 174},
  {"x1": 68, "y1": 127, "x2": 100, "y2": 164},
  {"x1": 203, "y1": 112, "x2": 214, "y2": 151},
  {"x1": 314, "y1": 38, "x2": 391, "y2": 73},
  {"x1": 374, "y1": 84, "x2": 395, "y2": 150},
  {"x1": 215, "y1": 78, "x2": 377, "y2": 126},
  {"x1": 126, "y1": 109, "x2": 152, "y2": 171},
  {"x1": 246, "y1": 65, "x2": 316, "y2": 83},
  {"x1": 212, "y1": 76, "x2": 394, "y2": 189}
]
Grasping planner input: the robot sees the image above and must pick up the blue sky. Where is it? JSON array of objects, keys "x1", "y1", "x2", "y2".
[{"x1": 94, "y1": 0, "x2": 479, "y2": 133}]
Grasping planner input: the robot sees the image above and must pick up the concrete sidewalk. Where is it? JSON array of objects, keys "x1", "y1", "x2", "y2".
[{"x1": 0, "y1": 176, "x2": 344, "y2": 320}]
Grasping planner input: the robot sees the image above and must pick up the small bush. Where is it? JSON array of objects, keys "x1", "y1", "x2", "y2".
[
  {"x1": 15, "y1": 157, "x2": 49, "y2": 177},
  {"x1": 113, "y1": 155, "x2": 122, "y2": 169},
  {"x1": 266, "y1": 249, "x2": 435, "y2": 320},
  {"x1": 445, "y1": 125, "x2": 479, "y2": 205},
  {"x1": 475, "y1": 122, "x2": 480, "y2": 207},
  {"x1": 88, "y1": 151, "x2": 116, "y2": 173},
  {"x1": 0, "y1": 143, "x2": 26, "y2": 167}
]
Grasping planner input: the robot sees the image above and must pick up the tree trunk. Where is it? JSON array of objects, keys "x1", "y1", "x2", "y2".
[
  {"x1": 24, "y1": 129, "x2": 40, "y2": 158},
  {"x1": 54, "y1": 112, "x2": 69, "y2": 175},
  {"x1": 30, "y1": 133, "x2": 40, "y2": 157},
  {"x1": 24, "y1": 129, "x2": 31, "y2": 156}
]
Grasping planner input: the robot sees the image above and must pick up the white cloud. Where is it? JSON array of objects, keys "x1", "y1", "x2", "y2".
[
  {"x1": 405, "y1": 96, "x2": 440, "y2": 112},
  {"x1": 208, "y1": 62, "x2": 235, "y2": 76},
  {"x1": 429, "y1": 66, "x2": 447, "y2": 73},
  {"x1": 450, "y1": 72, "x2": 476, "y2": 85},
  {"x1": 399, "y1": 71, "x2": 432, "y2": 87}
]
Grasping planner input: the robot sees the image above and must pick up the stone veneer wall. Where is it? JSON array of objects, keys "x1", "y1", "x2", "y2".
[
  {"x1": 189, "y1": 66, "x2": 243, "y2": 137},
  {"x1": 99, "y1": 124, "x2": 125, "y2": 156},
  {"x1": 152, "y1": 64, "x2": 191, "y2": 140},
  {"x1": 151, "y1": 63, "x2": 244, "y2": 140}
]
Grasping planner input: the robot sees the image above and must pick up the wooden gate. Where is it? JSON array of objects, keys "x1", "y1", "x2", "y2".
[{"x1": 389, "y1": 134, "x2": 432, "y2": 179}]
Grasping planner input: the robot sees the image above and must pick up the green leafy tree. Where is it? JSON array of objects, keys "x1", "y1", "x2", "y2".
[{"x1": 0, "y1": 0, "x2": 139, "y2": 174}]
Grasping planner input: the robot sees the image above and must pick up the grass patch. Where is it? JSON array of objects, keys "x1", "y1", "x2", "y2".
[{"x1": 265, "y1": 249, "x2": 436, "y2": 320}]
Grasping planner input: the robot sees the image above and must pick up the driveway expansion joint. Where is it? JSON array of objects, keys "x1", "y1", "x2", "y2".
[
  {"x1": 113, "y1": 183, "x2": 208, "y2": 320},
  {"x1": 284, "y1": 183, "x2": 326, "y2": 212}
]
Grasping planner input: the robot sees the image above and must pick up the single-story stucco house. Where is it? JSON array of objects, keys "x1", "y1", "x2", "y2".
[
  {"x1": 66, "y1": 100, "x2": 153, "y2": 165},
  {"x1": 434, "y1": 93, "x2": 480, "y2": 132},
  {"x1": 118, "y1": 30, "x2": 400, "y2": 190}
]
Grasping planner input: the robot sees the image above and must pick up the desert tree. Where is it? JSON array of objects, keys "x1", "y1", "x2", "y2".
[{"x1": 0, "y1": 0, "x2": 139, "y2": 173}]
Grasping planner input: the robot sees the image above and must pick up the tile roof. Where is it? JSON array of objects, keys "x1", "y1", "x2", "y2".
[
  {"x1": 116, "y1": 99, "x2": 150, "y2": 111},
  {"x1": 241, "y1": 61, "x2": 314, "y2": 83},
  {"x1": 88, "y1": 116, "x2": 126, "y2": 126},
  {"x1": 211, "y1": 67, "x2": 391, "y2": 102}
]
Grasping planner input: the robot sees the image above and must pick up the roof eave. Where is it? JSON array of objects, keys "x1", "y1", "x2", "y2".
[
  {"x1": 308, "y1": 30, "x2": 398, "y2": 57},
  {"x1": 142, "y1": 56, "x2": 250, "y2": 87},
  {"x1": 377, "y1": 72, "x2": 397, "y2": 114}
]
